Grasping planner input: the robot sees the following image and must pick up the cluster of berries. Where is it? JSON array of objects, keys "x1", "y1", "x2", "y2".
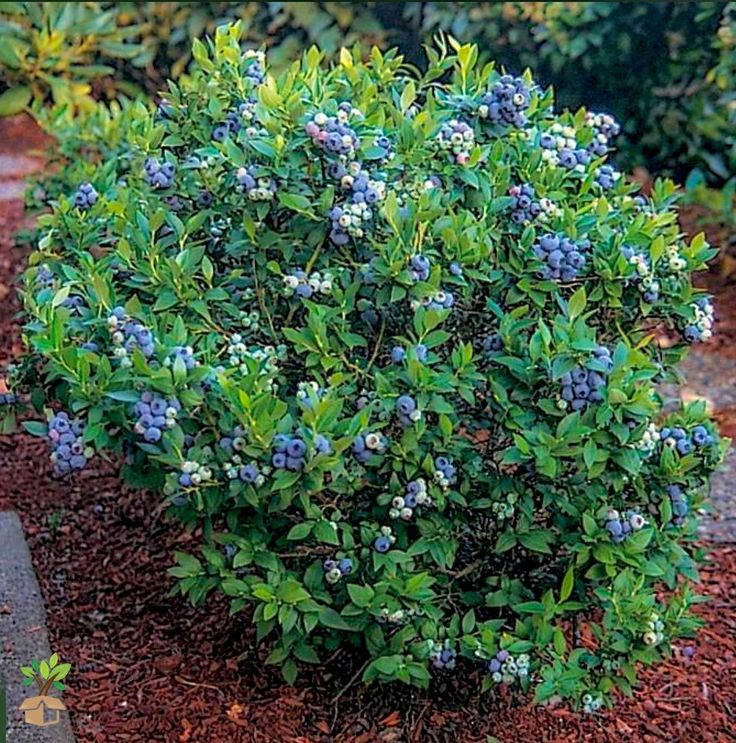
[
  {"x1": 534, "y1": 233, "x2": 590, "y2": 281},
  {"x1": 643, "y1": 612, "x2": 665, "y2": 646},
  {"x1": 491, "y1": 492, "x2": 517, "y2": 521},
  {"x1": 219, "y1": 426, "x2": 247, "y2": 454},
  {"x1": 449, "y1": 261, "x2": 463, "y2": 277},
  {"x1": 395, "y1": 395, "x2": 421, "y2": 426},
  {"x1": 226, "y1": 337, "x2": 281, "y2": 376},
  {"x1": 666, "y1": 484, "x2": 689, "y2": 526},
  {"x1": 328, "y1": 165, "x2": 386, "y2": 245},
  {"x1": 683, "y1": 297, "x2": 715, "y2": 343},
  {"x1": 352, "y1": 431, "x2": 387, "y2": 464},
  {"x1": 660, "y1": 424, "x2": 714, "y2": 455},
  {"x1": 0, "y1": 391, "x2": 17, "y2": 405},
  {"x1": 329, "y1": 202, "x2": 370, "y2": 244},
  {"x1": 434, "y1": 456, "x2": 457, "y2": 488},
  {"x1": 271, "y1": 433, "x2": 310, "y2": 471},
  {"x1": 412, "y1": 289, "x2": 455, "y2": 312},
  {"x1": 212, "y1": 98, "x2": 261, "y2": 141},
  {"x1": 403, "y1": 174, "x2": 442, "y2": 201},
  {"x1": 391, "y1": 343, "x2": 428, "y2": 364},
  {"x1": 61, "y1": 295, "x2": 84, "y2": 314},
  {"x1": 243, "y1": 49, "x2": 266, "y2": 84},
  {"x1": 305, "y1": 105, "x2": 359, "y2": 156},
  {"x1": 133, "y1": 392, "x2": 180, "y2": 443},
  {"x1": 428, "y1": 640, "x2": 457, "y2": 670},
  {"x1": 582, "y1": 693, "x2": 603, "y2": 714},
  {"x1": 333, "y1": 161, "x2": 386, "y2": 206},
  {"x1": 594, "y1": 164, "x2": 620, "y2": 190},
  {"x1": 605, "y1": 508, "x2": 647, "y2": 544},
  {"x1": 508, "y1": 184, "x2": 541, "y2": 224},
  {"x1": 237, "y1": 309, "x2": 261, "y2": 333},
  {"x1": 178, "y1": 459, "x2": 214, "y2": 488},
  {"x1": 373, "y1": 525, "x2": 396, "y2": 553},
  {"x1": 224, "y1": 456, "x2": 268, "y2": 486},
  {"x1": 143, "y1": 157, "x2": 175, "y2": 189},
  {"x1": 164, "y1": 345, "x2": 197, "y2": 372},
  {"x1": 108, "y1": 307, "x2": 155, "y2": 366},
  {"x1": 373, "y1": 133, "x2": 394, "y2": 162},
  {"x1": 235, "y1": 166, "x2": 276, "y2": 201},
  {"x1": 487, "y1": 650, "x2": 530, "y2": 684},
  {"x1": 33, "y1": 265, "x2": 54, "y2": 289},
  {"x1": 73, "y1": 182, "x2": 98, "y2": 209},
  {"x1": 282, "y1": 269, "x2": 333, "y2": 299},
  {"x1": 378, "y1": 605, "x2": 415, "y2": 625},
  {"x1": 322, "y1": 557, "x2": 353, "y2": 585},
  {"x1": 584, "y1": 112, "x2": 621, "y2": 156},
  {"x1": 408, "y1": 254, "x2": 431, "y2": 282},
  {"x1": 482, "y1": 332, "x2": 504, "y2": 359},
  {"x1": 621, "y1": 245, "x2": 660, "y2": 303},
  {"x1": 559, "y1": 347, "x2": 613, "y2": 411},
  {"x1": 389, "y1": 478, "x2": 431, "y2": 520},
  {"x1": 636, "y1": 422, "x2": 662, "y2": 454},
  {"x1": 478, "y1": 75, "x2": 532, "y2": 127},
  {"x1": 540, "y1": 123, "x2": 582, "y2": 168},
  {"x1": 293, "y1": 379, "x2": 320, "y2": 405},
  {"x1": 47, "y1": 411, "x2": 89, "y2": 475},
  {"x1": 663, "y1": 244, "x2": 688, "y2": 276},
  {"x1": 436, "y1": 119, "x2": 475, "y2": 164}
]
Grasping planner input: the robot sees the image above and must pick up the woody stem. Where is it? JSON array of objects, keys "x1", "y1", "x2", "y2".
[{"x1": 39, "y1": 674, "x2": 57, "y2": 696}]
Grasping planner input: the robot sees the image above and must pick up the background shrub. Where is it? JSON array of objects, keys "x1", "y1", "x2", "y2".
[
  {"x1": 3, "y1": 2, "x2": 733, "y2": 188},
  {"x1": 4, "y1": 26, "x2": 726, "y2": 705}
]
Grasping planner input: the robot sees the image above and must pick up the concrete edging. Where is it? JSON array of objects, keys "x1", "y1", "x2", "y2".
[{"x1": 0, "y1": 512, "x2": 75, "y2": 742}]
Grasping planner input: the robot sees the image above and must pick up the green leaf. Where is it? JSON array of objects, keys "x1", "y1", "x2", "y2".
[
  {"x1": 347, "y1": 583, "x2": 374, "y2": 608},
  {"x1": 513, "y1": 601, "x2": 546, "y2": 615},
  {"x1": 0, "y1": 86, "x2": 31, "y2": 116},
  {"x1": 568, "y1": 286, "x2": 587, "y2": 320},
  {"x1": 318, "y1": 606, "x2": 354, "y2": 631},
  {"x1": 276, "y1": 580, "x2": 310, "y2": 604},
  {"x1": 22, "y1": 420, "x2": 47, "y2": 437},
  {"x1": 560, "y1": 566, "x2": 574, "y2": 602},
  {"x1": 519, "y1": 530, "x2": 553, "y2": 554},
  {"x1": 286, "y1": 522, "x2": 313, "y2": 540}
]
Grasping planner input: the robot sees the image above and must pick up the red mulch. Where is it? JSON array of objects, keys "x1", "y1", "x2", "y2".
[{"x1": 1, "y1": 122, "x2": 735, "y2": 742}]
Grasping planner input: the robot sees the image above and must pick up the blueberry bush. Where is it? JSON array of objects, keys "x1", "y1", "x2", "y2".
[{"x1": 6, "y1": 25, "x2": 728, "y2": 705}]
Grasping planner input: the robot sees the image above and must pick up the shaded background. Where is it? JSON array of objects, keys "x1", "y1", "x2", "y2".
[{"x1": 0, "y1": 2, "x2": 734, "y2": 189}]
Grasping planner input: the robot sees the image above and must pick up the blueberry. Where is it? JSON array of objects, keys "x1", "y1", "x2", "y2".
[
  {"x1": 239, "y1": 464, "x2": 259, "y2": 483},
  {"x1": 396, "y1": 395, "x2": 416, "y2": 416},
  {"x1": 286, "y1": 438, "x2": 307, "y2": 458},
  {"x1": 273, "y1": 434, "x2": 290, "y2": 452},
  {"x1": 692, "y1": 426, "x2": 709, "y2": 446},
  {"x1": 374, "y1": 536, "x2": 391, "y2": 553},
  {"x1": 391, "y1": 346, "x2": 406, "y2": 363}
]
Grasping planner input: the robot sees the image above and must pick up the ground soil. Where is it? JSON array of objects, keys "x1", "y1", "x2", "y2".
[{"x1": 0, "y1": 118, "x2": 735, "y2": 742}]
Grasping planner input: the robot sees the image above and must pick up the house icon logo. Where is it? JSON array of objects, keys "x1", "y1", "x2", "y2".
[{"x1": 18, "y1": 653, "x2": 71, "y2": 727}]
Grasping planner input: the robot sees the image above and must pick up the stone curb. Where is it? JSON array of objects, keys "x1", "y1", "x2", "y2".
[{"x1": 0, "y1": 512, "x2": 75, "y2": 742}]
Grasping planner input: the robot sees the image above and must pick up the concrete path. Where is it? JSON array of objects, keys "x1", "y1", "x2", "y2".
[
  {"x1": 0, "y1": 512, "x2": 75, "y2": 742},
  {"x1": 664, "y1": 352, "x2": 736, "y2": 542}
]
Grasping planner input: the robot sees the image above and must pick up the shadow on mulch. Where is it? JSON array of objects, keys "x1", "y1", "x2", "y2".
[{"x1": 0, "y1": 141, "x2": 734, "y2": 743}]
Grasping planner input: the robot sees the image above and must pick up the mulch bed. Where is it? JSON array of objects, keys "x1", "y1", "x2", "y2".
[{"x1": 1, "y1": 123, "x2": 735, "y2": 742}]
